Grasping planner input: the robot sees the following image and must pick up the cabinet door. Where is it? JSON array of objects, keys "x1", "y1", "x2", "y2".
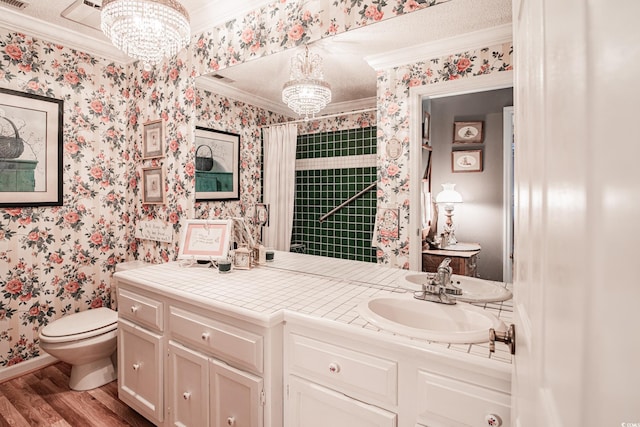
[
  {"x1": 118, "y1": 319, "x2": 163, "y2": 424},
  {"x1": 209, "y1": 358, "x2": 263, "y2": 427},
  {"x1": 168, "y1": 341, "x2": 209, "y2": 427},
  {"x1": 287, "y1": 376, "x2": 396, "y2": 427}
]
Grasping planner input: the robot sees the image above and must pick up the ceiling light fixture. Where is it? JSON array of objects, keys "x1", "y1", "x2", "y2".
[
  {"x1": 282, "y1": 45, "x2": 332, "y2": 120},
  {"x1": 101, "y1": 0, "x2": 190, "y2": 70}
]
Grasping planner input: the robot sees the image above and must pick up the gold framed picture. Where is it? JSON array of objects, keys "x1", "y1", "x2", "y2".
[
  {"x1": 142, "y1": 119, "x2": 165, "y2": 159},
  {"x1": 453, "y1": 121, "x2": 483, "y2": 144},
  {"x1": 141, "y1": 166, "x2": 166, "y2": 204}
]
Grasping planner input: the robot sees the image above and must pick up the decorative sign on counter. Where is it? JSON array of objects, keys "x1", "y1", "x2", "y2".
[
  {"x1": 136, "y1": 220, "x2": 173, "y2": 243},
  {"x1": 178, "y1": 219, "x2": 232, "y2": 261}
]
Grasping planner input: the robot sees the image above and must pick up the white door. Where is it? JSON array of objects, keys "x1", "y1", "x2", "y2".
[
  {"x1": 168, "y1": 341, "x2": 209, "y2": 427},
  {"x1": 512, "y1": 1, "x2": 640, "y2": 426},
  {"x1": 209, "y1": 358, "x2": 264, "y2": 427},
  {"x1": 118, "y1": 319, "x2": 163, "y2": 424},
  {"x1": 287, "y1": 376, "x2": 396, "y2": 427}
]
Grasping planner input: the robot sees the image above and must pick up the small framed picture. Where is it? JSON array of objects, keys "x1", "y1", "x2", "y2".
[
  {"x1": 422, "y1": 111, "x2": 431, "y2": 142},
  {"x1": 178, "y1": 219, "x2": 232, "y2": 261},
  {"x1": 142, "y1": 119, "x2": 165, "y2": 159},
  {"x1": 141, "y1": 166, "x2": 166, "y2": 204},
  {"x1": 453, "y1": 121, "x2": 483, "y2": 144},
  {"x1": 255, "y1": 203, "x2": 269, "y2": 226},
  {"x1": 452, "y1": 150, "x2": 483, "y2": 173}
]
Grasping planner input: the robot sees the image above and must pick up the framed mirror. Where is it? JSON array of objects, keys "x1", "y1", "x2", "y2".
[{"x1": 195, "y1": 126, "x2": 240, "y2": 201}]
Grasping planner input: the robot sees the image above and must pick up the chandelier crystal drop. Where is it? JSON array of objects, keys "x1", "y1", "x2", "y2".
[
  {"x1": 282, "y1": 45, "x2": 332, "y2": 120},
  {"x1": 101, "y1": 0, "x2": 190, "y2": 69}
]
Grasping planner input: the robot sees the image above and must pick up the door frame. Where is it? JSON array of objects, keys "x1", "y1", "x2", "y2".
[{"x1": 408, "y1": 71, "x2": 514, "y2": 271}]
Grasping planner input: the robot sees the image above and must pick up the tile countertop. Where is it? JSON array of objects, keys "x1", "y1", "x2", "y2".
[{"x1": 113, "y1": 251, "x2": 513, "y2": 364}]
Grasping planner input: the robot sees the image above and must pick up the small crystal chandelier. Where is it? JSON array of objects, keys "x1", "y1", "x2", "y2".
[
  {"x1": 101, "y1": 0, "x2": 190, "y2": 69},
  {"x1": 282, "y1": 45, "x2": 332, "y2": 120}
]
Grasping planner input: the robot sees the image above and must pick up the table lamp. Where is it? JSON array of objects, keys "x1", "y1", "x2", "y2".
[{"x1": 435, "y1": 183, "x2": 463, "y2": 246}]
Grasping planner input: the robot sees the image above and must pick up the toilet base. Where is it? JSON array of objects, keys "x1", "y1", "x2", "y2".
[{"x1": 69, "y1": 357, "x2": 117, "y2": 391}]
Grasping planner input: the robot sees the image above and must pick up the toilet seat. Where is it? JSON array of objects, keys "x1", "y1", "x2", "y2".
[{"x1": 40, "y1": 307, "x2": 117, "y2": 344}]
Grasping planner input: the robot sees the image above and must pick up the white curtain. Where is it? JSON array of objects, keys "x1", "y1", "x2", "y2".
[{"x1": 262, "y1": 123, "x2": 298, "y2": 251}]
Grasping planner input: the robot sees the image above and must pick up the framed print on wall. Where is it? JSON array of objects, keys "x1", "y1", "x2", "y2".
[
  {"x1": 423, "y1": 111, "x2": 431, "y2": 142},
  {"x1": 194, "y1": 126, "x2": 240, "y2": 201},
  {"x1": 178, "y1": 219, "x2": 232, "y2": 261},
  {"x1": 142, "y1": 119, "x2": 165, "y2": 159},
  {"x1": 452, "y1": 149, "x2": 483, "y2": 173},
  {"x1": 0, "y1": 88, "x2": 63, "y2": 207},
  {"x1": 453, "y1": 121, "x2": 484, "y2": 144},
  {"x1": 141, "y1": 166, "x2": 166, "y2": 204}
]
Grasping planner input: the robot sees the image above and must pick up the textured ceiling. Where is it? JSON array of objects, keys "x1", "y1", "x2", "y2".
[{"x1": 0, "y1": 0, "x2": 512, "y2": 116}]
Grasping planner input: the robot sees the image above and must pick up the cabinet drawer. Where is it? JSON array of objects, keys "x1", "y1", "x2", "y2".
[
  {"x1": 169, "y1": 306, "x2": 263, "y2": 374},
  {"x1": 416, "y1": 370, "x2": 510, "y2": 427},
  {"x1": 288, "y1": 334, "x2": 397, "y2": 406},
  {"x1": 118, "y1": 289, "x2": 163, "y2": 332}
]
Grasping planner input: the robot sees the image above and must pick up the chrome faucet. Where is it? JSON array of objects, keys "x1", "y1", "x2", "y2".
[{"x1": 413, "y1": 258, "x2": 461, "y2": 305}]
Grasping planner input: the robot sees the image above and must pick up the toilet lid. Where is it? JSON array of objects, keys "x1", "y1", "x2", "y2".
[{"x1": 41, "y1": 307, "x2": 117, "y2": 338}]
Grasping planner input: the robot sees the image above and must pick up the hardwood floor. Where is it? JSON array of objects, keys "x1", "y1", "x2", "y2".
[{"x1": 0, "y1": 362, "x2": 154, "y2": 427}]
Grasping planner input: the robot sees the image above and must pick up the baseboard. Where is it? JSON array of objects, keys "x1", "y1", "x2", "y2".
[{"x1": 0, "y1": 354, "x2": 58, "y2": 383}]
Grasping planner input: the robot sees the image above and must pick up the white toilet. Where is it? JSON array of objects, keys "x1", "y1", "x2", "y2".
[{"x1": 39, "y1": 307, "x2": 118, "y2": 391}]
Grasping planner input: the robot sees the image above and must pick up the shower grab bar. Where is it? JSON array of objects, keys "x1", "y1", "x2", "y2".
[{"x1": 318, "y1": 182, "x2": 377, "y2": 223}]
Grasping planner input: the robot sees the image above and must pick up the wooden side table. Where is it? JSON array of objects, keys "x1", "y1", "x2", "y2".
[{"x1": 422, "y1": 246, "x2": 480, "y2": 277}]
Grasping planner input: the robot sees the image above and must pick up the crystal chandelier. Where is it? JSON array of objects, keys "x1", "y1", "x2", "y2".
[
  {"x1": 101, "y1": 0, "x2": 190, "y2": 69},
  {"x1": 282, "y1": 45, "x2": 332, "y2": 119}
]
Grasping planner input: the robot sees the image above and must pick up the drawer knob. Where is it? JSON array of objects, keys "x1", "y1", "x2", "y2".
[
  {"x1": 227, "y1": 416, "x2": 236, "y2": 426},
  {"x1": 485, "y1": 414, "x2": 502, "y2": 426},
  {"x1": 201, "y1": 332, "x2": 210, "y2": 341},
  {"x1": 132, "y1": 363, "x2": 140, "y2": 371},
  {"x1": 183, "y1": 392, "x2": 191, "y2": 400},
  {"x1": 130, "y1": 305, "x2": 139, "y2": 314},
  {"x1": 328, "y1": 362, "x2": 340, "y2": 374}
]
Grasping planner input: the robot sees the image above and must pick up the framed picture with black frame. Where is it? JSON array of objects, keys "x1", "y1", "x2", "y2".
[
  {"x1": 0, "y1": 88, "x2": 63, "y2": 207},
  {"x1": 194, "y1": 126, "x2": 240, "y2": 201}
]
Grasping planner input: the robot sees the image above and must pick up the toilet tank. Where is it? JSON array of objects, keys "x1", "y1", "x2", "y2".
[{"x1": 116, "y1": 260, "x2": 150, "y2": 272}]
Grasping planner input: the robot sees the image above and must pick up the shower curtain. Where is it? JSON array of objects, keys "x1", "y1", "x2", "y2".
[{"x1": 262, "y1": 123, "x2": 298, "y2": 251}]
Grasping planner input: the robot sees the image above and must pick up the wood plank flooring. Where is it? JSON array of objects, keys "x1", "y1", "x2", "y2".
[{"x1": 0, "y1": 362, "x2": 154, "y2": 427}]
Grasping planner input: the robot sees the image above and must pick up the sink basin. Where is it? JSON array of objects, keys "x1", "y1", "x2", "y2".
[
  {"x1": 357, "y1": 294, "x2": 505, "y2": 343},
  {"x1": 403, "y1": 273, "x2": 512, "y2": 303}
]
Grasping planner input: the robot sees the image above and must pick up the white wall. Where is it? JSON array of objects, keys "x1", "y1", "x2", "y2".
[{"x1": 428, "y1": 88, "x2": 513, "y2": 281}]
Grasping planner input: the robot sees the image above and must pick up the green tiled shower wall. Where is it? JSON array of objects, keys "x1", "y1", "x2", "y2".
[{"x1": 292, "y1": 126, "x2": 377, "y2": 262}]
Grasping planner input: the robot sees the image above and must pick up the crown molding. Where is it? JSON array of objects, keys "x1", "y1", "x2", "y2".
[
  {"x1": 197, "y1": 76, "x2": 376, "y2": 119},
  {"x1": 365, "y1": 23, "x2": 513, "y2": 70},
  {"x1": 196, "y1": 76, "x2": 295, "y2": 118},
  {"x1": 0, "y1": 8, "x2": 130, "y2": 64},
  {"x1": 322, "y1": 97, "x2": 376, "y2": 116}
]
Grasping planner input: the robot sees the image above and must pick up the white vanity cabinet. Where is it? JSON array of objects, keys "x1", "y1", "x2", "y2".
[
  {"x1": 117, "y1": 289, "x2": 165, "y2": 425},
  {"x1": 284, "y1": 315, "x2": 512, "y2": 427},
  {"x1": 116, "y1": 280, "x2": 282, "y2": 427},
  {"x1": 284, "y1": 322, "x2": 399, "y2": 427}
]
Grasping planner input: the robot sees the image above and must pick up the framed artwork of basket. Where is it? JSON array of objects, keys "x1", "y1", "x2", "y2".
[
  {"x1": 0, "y1": 88, "x2": 63, "y2": 207},
  {"x1": 194, "y1": 126, "x2": 240, "y2": 201}
]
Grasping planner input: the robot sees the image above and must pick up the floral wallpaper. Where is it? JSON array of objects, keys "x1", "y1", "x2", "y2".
[
  {"x1": 0, "y1": 31, "x2": 129, "y2": 366},
  {"x1": 375, "y1": 43, "x2": 513, "y2": 268},
  {"x1": 192, "y1": 87, "x2": 286, "y2": 236},
  {"x1": 191, "y1": 0, "x2": 447, "y2": 77},
  {"x1": 0, "y1": 0, "x2": 507, "y2": 371},
  {"x1": 296, "y1": 110, "x2": 376, "y2": 135}
]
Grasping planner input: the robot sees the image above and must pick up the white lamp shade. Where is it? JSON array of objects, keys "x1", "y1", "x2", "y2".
[{"x1": 435, "y1": 183, "x2": 463, "y2": 204}]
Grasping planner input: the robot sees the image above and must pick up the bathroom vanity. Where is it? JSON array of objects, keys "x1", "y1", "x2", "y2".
[{"x1": 114, "y1": 252, "x2": 512, "y2": 427}]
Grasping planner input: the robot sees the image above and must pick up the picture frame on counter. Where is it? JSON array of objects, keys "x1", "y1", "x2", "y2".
[
  {"x1": 142, "y1": 119, "x2": 165, "y2": 159},
  {"x1": 141, "y1": 166, "x2": 166, "y2": 204},
  {"x1": 0, "y1": 88, "x2": 63, "y2": 207},
  {"x1": 178, "y1": 219, "x2": 232, "y2": 261},
  {"x1": 452, "y1": 149, "x2": 483, "y2": 173},
  {"x1": 453, "y1": 121, "x2": 484, "y2": 144}
]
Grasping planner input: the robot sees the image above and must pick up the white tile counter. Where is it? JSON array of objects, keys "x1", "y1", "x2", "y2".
[{"x1": 114, "y1": 251, "x2": 513, "y2": 364}]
